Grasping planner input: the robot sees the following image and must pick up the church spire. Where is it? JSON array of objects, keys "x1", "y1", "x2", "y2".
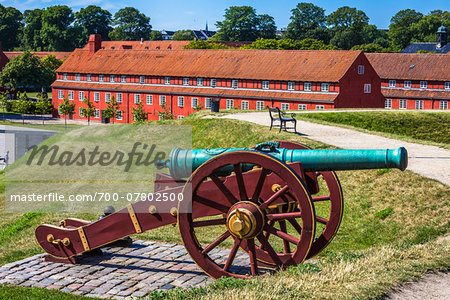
[{"x1": 205, "y1": 21, "x2": 208, "y2": 32}]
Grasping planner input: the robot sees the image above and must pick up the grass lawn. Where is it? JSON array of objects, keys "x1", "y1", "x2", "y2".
[
  {"x1": 294, "y1": 111, "x2": 450, "y2": 148},
  {"x1": 0, "y1": 117, "x2": 448, "y2": 299}
]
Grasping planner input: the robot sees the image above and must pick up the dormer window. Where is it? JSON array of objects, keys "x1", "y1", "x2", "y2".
[
  {"x1": 211, "y1": 79, "x2": 217, "y2": 87},
  {"x1": 389, "y1": 80, "x2": 396, "y2": 87},
  {"x1": 75, "y1": 74, "x2": 80, "y2": 81},
  {"x1": 63, "y1": 73, "x2": 68, "y2": 80},
  {"x1": 140, "y1": 76, "x2": 145, "y2": 84},
  {"x1": 404, "y1": 80, "x2": 411, "y2": 88},
  {"x1": 262, "y1": 81, "x2": 270, "y2": 90},
  {"x1": 121, "y1": 75, "x2": 127, "y2": 83},
  {"x1": 183, "y1": 78, "x2": 189, "y2": 85},
  {"x1": 304, "y1": 82, "x2": 312, "y2": 91},
  {"x1": 164, "y1": 77, "x2": 170, "y2": 84},
  {"x1": 445, "y1": 82, "x2": 450, "y2": 89},
  {"x1": 321, "y1": 83, "x2": 329, "y2": 92},
  {"x1": 87, "y1": 74, "x2": 92, "y2": 82},
  {"x1": 420, "y1": 81, "x2": 428, "y2": 89},
  {"x1": 232, "y1": 80, "x2": 239, "y2": 89},
  {"x1": 99, "y1": 75, "x2": 104, "y2": 82},
  {"x1": 197, "y1": 78, "x2": 203, "y2": 86},
  {"x1": 110, "y1": 75, "x2": 115, "y2": 82},
  {"x1": 287, "y1": 82, "x2": 295, "y2": 91}
]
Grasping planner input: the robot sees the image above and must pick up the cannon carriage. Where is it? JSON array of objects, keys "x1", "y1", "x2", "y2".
[{"x1": 35, "y1": 141, "x2": 407, "y2": 279}]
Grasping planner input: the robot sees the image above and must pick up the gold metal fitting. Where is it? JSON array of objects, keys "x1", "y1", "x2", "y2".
[
  {"x1": 272, "y1": 184, "x2": 282, "y2": 192},
  {"x1": 252, "y1": 165, "x2": 261, "y2": 171},
  {"x1": 47, "y1": 234, "x2": 70, "y2": 247},
  {"x1": 59, "y1": 220, "x2": 66, "y2": 228},
  {"x1": 226, "y1": 208, "x2": 257, "y2": 239},
  {"x1": 170, "y1": 207, "x2": 178, "y2": 217},
  {"x1": 47, "y1": 234, "x2": 55, "y2": 243},
  {"x1": 148, "y1": 205, "x2": 157, "y2": 214},
  {"x1": 61, "y1": 238, "x2": 71, "y2": 247}
]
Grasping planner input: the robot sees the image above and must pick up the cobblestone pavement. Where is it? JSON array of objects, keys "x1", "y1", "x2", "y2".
[{"x1": 0, "y1": 240, "x2": 253, "y2": 299}]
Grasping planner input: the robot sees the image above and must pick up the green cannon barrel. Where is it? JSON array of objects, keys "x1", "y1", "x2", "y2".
[{"x1": 158, "y1": 144, "x2": 408, "y2": 180}]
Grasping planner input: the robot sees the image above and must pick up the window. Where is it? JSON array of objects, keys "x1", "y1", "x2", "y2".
[
  {"x1": 321, "y1": 83, "x2": 329, "y2": 92},
  {"x1": 197, "y1": 78, "x2": 203, "y2": 86},
  {"x1": 87, "y1": 74, "x2": 92, "y2": 82},
  {"x1": 364, "y1": 84, "x2": 371, "y2": 94},
  {"x1": 160, "y1": 95, "x2": 166, "y2": 105},
  {"x1": 134, "y1": 94, "x2": 140, "y2": 104},
  {"x1": 439, "y1": 100, "x2": 448, "y2": 110},
  {"x1": 226, "y1": 99, "x2": 234, "y2": 109},
  {"x1": 389, "y1": 80, "x2": 396, "y2": 87},
  {"x1": 205, "y1": 98, "x2": 212, "y2": 109},
  {"x1": 399, "y1": 99, "x2": 407, "y2": 109},
  {"x1": 94, "y1": 109, "x2": 100, "y2": 118},
  {"x1": 385, "y1": 99, "x2": 392, "y2": 109},
  {"x1": 281, "y1": 103, "x2": 289, "y2": 110},
  {"x1": 75, "y1": 74, "x2": 80, "y2": 81},
  {"x1": 79, "y1": 91, "x2": 84, "y2": 100},
  {"x1": 58, "y1": 90, "x2": 63, "y2": 99},
  {"x1": 104, "y1": 93, "x2": 110, "y2": 102},
  {"x1": 146, "y1": 95, "x2": 153, "y2": 105},
  {"x1": 116, "y1": 110, "x2": 122, "y2": 120},
  {"x1": 232, "y1": 80, "x2": 238, "y2": 89},
  {"x1": 121, "y1": 75, "x2": 127, "y2": 83},
  {"x1": 298, "y1": 104, "x2": 307, "y2": 110},
  {"x1": 288, "y1": 82, "x2": 295, "y2": 91},
  {"x1": 304, "y1": 82, "x2": 312, "y2": 91},
  {"x1": 256, "y1": 101, "x2": 264, "y2": 110},
  {"x1": 183, "y1": 78, "x2": 189, "y2": 85},
  {"x1": 110, "y1": 75, "x2": 115, "y2": 82},
  {"x1": 68, "y1": 91, "x2": 74, "y2": 100},
  {"x1": 140, "y1": 76, "x2": 145, "y2": 84},
  {"x1": 178, "y1": 96, "x2": 184, "y2": 107},
  {"x1": 262, "y1": 81, "x2": 270, "y2": 90},
  {"x1": 211, "y1": 78, "x2": 217, "y2": 87},
  {"x1": 191, "y1": 98, "x2": 198, "y2": 108},
  {"x1": 404, "y1": 80, "x2": 411, "y2": 88},
  {"x1": 316, "y1": 105, "x2": 324, "y2": 110},
  {"x1": 94, "y1": 92, "x2": 100, "y2": 102},
  {"x1": 445, "y1": 82, "x2": 450, "y2": 90},
  {"x1": 63, "y1": 73, "x2": 68, "y2": 80},
  {"x1": 164, "y1": 77, "x2": 170, "y2": 84},
  {"x1": 177, "y1": 115, "x2": 184, "y2": 119},
  {"x1": 241, "y1": 101, "x2": 249, "y2": 110},
  {"x1": 358, "y1": 65, "x2": 364, "y2": 75},
  {"x1": 79, "y1": 107, "x2": 83, "y2": 117},
  {"x1": 420, "y1": 81, "x2": 427, "y2": 89},
  {"x1": 116, "y1": 93, "x2": 122, "y2": 103},
  {"x1": 415, "y1": 100, "x2": 424, "y2": 110},
  {"x1": 99, "y1": 75, "x2": 104, "y2": 82}
]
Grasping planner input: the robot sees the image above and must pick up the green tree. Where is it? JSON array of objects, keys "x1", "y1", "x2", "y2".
[
  {"x1": 58, "y1": 97, "x2": 75, "y2": 128},
  {"x1": 351, "y1": 43, "x2": 392, "y2": 53},
  {"x1": 149, "y1": 30, "x2": 163, "y2": 40},
  {"x1": 35, "y1": 93, "x2": 53, "y2": 125},
  {"x1": 183, "y1": 40, "x2": 231, "y2": 49},
  {"x1": 0, "y1": 4, "x2": 23, "y2": 50},
  {"x1": 103, "y1": 95, "x2": 120, "y2": 124},
  {"x1": 109, "y1": 7, "x2": 151, "y2": 41},
  {"x1": 327, "y1": 6, "x2": 369, "y2": 28},
  {"x1": 258, "y1": 14, "x2": 276, "y2": 39},
  {"x1": 285, "y1": 2, "x2": 327, "y2": 41},
  {"x1": 388, "y1": 9, "x2": 424, "y2": 51},
  {"x1": 80, "y1": 97, "x2": 96, "y2": 125},
  {"x1": 132, "y1": 101, "x2": 147, "y2": 123},
  {"x1": 22, "y1": 9, "x2": 44, "y2": 50},
  {"x1": 41, "y1": 55, "x2": 63, "y2": 71},
  {"x1": 158, "y1": 104, "x2": 174, "y2": 120},
  {"x1": 75, "y1": 5, "x2": 112, "y2": 44},
  {"x1": 172, "y1": 30, "x2": 195, "y2": 41},
  {"x1": 0, "y1": 92, "x2": 7, "y2": 121},
  {"x1": 14, "y1": 93, "x2": 33, "y2": 124},
  {"x1": 410, "y1": 14, "x2": 450, "y2": 43},
  {"x1": 243, "y1": 38, "x2": 335, "y2": 50},
  {"x1": 0, "y1": 51, "x2": 54, "y2": 91}
]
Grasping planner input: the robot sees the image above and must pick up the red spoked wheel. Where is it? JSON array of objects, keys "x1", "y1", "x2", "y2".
[{"x1": 178, "y1": 151, "x2": 316, "y2": 279}]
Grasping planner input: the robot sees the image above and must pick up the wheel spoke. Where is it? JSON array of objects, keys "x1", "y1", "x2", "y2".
[
  {"x1": 279, "y1": 220, "x2": 291, "y2": 253},
  {"x1": 193, "y1": 218, "x2": 226, "y2": 227},
  {"x1": 265, "y1": 225, "x2": 300, "y2": 245},
  {"x1": 260, "y1": 185, "x2": 290, "y2": 210},
  {"x1": 263, "y1": 220, "x2": 274, "y2": 243},
  {"x1": 233, "y1": 164, "x2": 248, "y2": 201},
  {"x1": 251, "y1": 168, "x2": 269, "y2": 203},
  {"x1": 316, "y1": 216, "x2": 329, "y2": 225},
  {"x1": 287, "y1": 218, "x2": 303, "y2": 235},
  {"x1": 202, "y1": 231, "x2": 231, "y2": 254},
  {"x1": 312, "y1": 195, "x2": 331, "y2": 202},
  {"x1": 247, "y1": 238, "x2": 259, "y2": 276},
  {"x1": 257, "y1": 234, "x2": 283, "y2": 267},
  {"x1": 266, "y1": 212, "x2": 302, "y2": 221},
  {"x1": 223, "y1": 237, "x2": 241, "y2": 271},
  {"x1": 194, "y1": 195, "x2": 229, "y2": 213},
  {"x1": 210, "y1": 173, "x2": 238, "y2": 205}
]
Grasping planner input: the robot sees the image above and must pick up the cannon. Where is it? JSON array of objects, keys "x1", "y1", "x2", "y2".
[{"x1": 35, "y1": 141, "x2": 407, "y2": 279}]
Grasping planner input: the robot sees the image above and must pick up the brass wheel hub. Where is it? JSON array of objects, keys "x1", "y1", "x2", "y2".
[{"x1": 226, "y1": 201, "x2": 264, "y2": 239}]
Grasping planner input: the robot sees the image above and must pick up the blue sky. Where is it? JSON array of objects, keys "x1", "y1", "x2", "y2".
[{"x1": 1, "y1": 0, "x2": 448, "y2": 30}]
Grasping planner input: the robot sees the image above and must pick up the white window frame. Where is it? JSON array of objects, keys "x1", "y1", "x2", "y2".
[
  {"x1": 262, "y1": 81, "x2": 270, "y2": 90},
  {"x1": 385, "y1": 98, "x2": 392, "y2": 109},
  {"x1": 164, "y1": 77, "x2": 170, "y2": 85},
  {"x1": 316, "y1": 105, "x2": 324, "y2": 110},
  {"x1": 110, "y1": 75, "x2": 115, "y2": 82},
  {"x1": 241, "y1": 101, "x2": 249, "y2": 110},
  {"x1": 389, "y1": 80, "x2": 396, "y2": 87},
  {"x1": 146, "y1": 95, "x2": 153, "y2": 105},
  {"x1": 63, "y1": 73, "x2": 68, "y2": 80},
  {"x1": 105, "y1": 93, "x2": 111, "y2": 103},
  {"x1": 445, "y1": 82, "x2": 450, "y2": 90},
  {"x1": 140, "y1": 76, "x2": 145, "y2": 84},
  {"x1": 205, "y1": 98, "x2": 212, "y2": 109},
  {"x1": 364, "y1": 84, "x2": 371, "y2": 94},
  {"x1": 79, "y1": 91, "x2": 84, "y2": 101},
  {"x1": 121, "y1": 75, "x2": 127, "y2": 83},
  {"x1": 183, "y1": 78, "x2": 189, "y2": 86},
  {"x1": 420, "y1": 81, "x2": 427, "y2": 89},
  {"x1": 160, "y1": 95, "x2": 166, "y2": 105},
  {"x1": 358, "y1": 65, "x2": 364, "y2": 75},
  {"x1": 415, "y1": 100, "x2": 424, "y2": 110},
  {"x1": 191, "y1": 98, "x2": 198, "y2": 108},
  {"x1": 232, "y1": 80, "x2": 238, "y2": 89},
  {"x1": 99, "y1": 75, "x2": 104, "y2": 82},
  {"x1": 256, "y1": 101, "x2": 264, "y2": 110},
  {"x1": 87, "y1": 74, "x2": 92, "y2": 82},
  {"x1": 68, "y1": 90, "x2": 74, "y2": 100},
  {"x1": 116, "y1": 110, "x2": 122, "y2": 120},
  {"x1": 94, "y1": 92, "x2": 100, "y2": 102},
  {"x1": 178, "y1": 96, "x2": 184, "y2": 108},
  {"x1": 298, "y1": 104, "x2": 306, "y2": 110},
  {"x1": 116, "y1": 93, "x2": 122, "y2": 103},
  {"x1": 134, "y1": 94, "x2": 141, "y2": 104},
  {"x1": 304, "y1": 82, "x2": 312, "y2": 91},
  {"x1": 211, "y1": 78, "x2": 217, "y2": 87},
  {"x1": 226, "y1": 99, "x2": 234, "y2": 109},
  {"x1": 58, "y1": 90, "x2": 63, "y2": 99},
  {"x1": 321, "y1": 83, "x2": 329, "y2": 92},
  {"x1": 177, "y1": 115, "x2": 184, "y2": 119},
  {"x1": 197, "y1": 78, "x2": 203, "y2": 86},
  {"x1": 287, "y1": 82, "x2": 295, "y2": 91},
  {"x1": 404, "y1": 80, "x2": 411, "y2": 88},
  {"x1": 79, "y1": 107, "x2": 83, "y2": 116},
  {"x1": 439, "y1": 100, "x2": 448, "y2": 110},
  {"x1": 281, "y1": 103, "x2": 289, "y2": 110},
  {"x1": 75, "y1": 74, "x2": 80, "y2": 81},
  {"x1": 94, "y1": 109, "x2": 100, "y2": 119},
  {"x1": 399, "y1": 99, "x2": 407, "y2": 109}
]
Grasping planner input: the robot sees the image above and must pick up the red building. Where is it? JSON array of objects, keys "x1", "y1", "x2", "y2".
[
  {"x1": 366, "y1": 53, "x2": 449, "y2": 110},
  {"x1": 52, "y1": 34, "x2": 383, "y2": 123}
]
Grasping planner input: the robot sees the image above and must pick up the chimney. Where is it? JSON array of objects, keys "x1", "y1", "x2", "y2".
[{"x1": 89, "y1": 34, "x2": 102, "y2": 54}]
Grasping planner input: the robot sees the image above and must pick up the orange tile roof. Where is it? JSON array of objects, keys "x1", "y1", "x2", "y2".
[
  {"x1": 51, "y1": 81, "x2": 338, "y2": 102},
  {"x1": 57, "y1": 49, "x2": 362, "y2": 82},
  {"x1": 366, "y1": 53, "x2": 450, "y2": 81},
  {"x1": 5, "y1": 51, "x2": 71, "y2": 60},
  {"x1": 382, "y1": 88, "x2": 450, "y2": 100},
  {"x1": 82, "y1": 40, "x2": 190, "y2": 51}
]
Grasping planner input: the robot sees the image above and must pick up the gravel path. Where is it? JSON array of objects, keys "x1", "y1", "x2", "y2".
[
  {"x1": 385, "y1": 272, "x2": 450, "y2": 300},
  {"x1": 220, "y1": 112, "x2": 450, "y2": 186}
]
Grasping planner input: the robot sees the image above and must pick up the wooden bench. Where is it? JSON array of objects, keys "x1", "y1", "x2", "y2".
[{"x1": 268, "y1": 107, "x2": 297, "y2": 133}]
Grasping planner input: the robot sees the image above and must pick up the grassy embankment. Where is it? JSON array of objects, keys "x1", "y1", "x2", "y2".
[{"x1": 0, "y1": 115, "x2": 448, "y2": 299}]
